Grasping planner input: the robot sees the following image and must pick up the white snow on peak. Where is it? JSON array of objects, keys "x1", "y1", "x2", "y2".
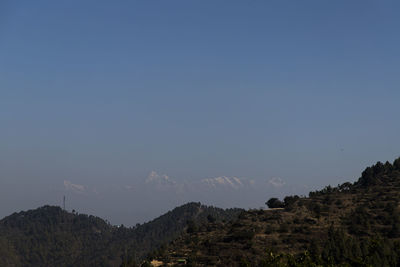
[
  {"x1": 201, "y1": 176, "x2": 245, "y2": 189},
  {"x1": 64, "y1": 180, "x2": 86, "y2": 193},
  {"x1": 268, "y1": 177, "x2": 286, "y2": 187},
  {"x1": 145, "y1": 171, "x2": 176, "y2": 185}
]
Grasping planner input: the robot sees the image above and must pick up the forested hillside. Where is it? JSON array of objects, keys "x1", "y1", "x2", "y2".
[
  {"x1": 154, "y1": 158, "x2": 400, "y2": 266},
  {"x1": 0, "y1": 202, "x2": 242, "y2": 266}
]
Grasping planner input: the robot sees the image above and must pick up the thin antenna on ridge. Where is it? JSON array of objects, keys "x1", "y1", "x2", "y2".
[{"x1": 63, "y1": 195, "x2": 66, "y2": 211}]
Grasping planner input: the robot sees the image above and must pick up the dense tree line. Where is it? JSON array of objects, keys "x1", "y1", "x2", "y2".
[{"x1": 0, "y1": 203, "x2": 242, "y2": 266}]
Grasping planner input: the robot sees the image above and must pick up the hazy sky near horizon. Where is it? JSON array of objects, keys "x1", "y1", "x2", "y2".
[{"x1": 1, "y1": 1, "x2": 400, "y2": 221}]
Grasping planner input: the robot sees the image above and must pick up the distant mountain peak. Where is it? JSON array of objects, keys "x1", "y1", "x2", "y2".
[
  {"x1": 64, "y1": 180, "x2": 86, "y2": 193},
  {"x1": 145, "y1": 171, "x2": 176, "y2": 186},
  {"x1": 201, "y1": 176, "x2": 247, "y2": 189},
  {"x1": 268, "y1": 177, "x2": 286, "y2": 187}
]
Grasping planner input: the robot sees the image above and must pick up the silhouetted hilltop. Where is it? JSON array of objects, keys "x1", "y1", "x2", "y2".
[{"x1": 354, "y1": 158, "x2": 400, "y2": 187}]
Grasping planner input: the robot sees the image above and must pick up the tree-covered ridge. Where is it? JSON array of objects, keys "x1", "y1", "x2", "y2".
[
  {"x1": 0, "y1": 203, "x2": 242, "y2": 266},
  {"x1": 0, "y1": 206, "x2": 117, "y2": 266},
  {"x1": 154, "y1": 158, "x2": 400, "y2": 266},
  {"x1": 116, "y1": 203, "x2": 243, "y2": 265}
]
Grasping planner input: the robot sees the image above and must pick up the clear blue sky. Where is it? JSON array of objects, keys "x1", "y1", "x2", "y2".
[{"x1": 1, "y1": 1, "x2": 400, "y2": 219}]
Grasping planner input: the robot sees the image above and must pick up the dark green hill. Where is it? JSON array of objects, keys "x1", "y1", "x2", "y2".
[
  {"x1": 155, "y1": 158, "x2": 400, "y2": 267},
  {"x1": 0, "y1": 202, "x2": 242, "y2": 266}
]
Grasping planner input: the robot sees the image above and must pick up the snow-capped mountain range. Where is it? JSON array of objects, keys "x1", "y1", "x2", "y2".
[{"x1": 62, "y1": 171, "x2": 309, "y2": 226}]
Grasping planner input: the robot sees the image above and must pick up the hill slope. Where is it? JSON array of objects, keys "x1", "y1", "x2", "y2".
[
  {"x1": 155, "y1": 158, "x2": 400, "y2": 266},
  {"x1": 0, "y1": 202, "x2": 242, "y2": 266}
]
